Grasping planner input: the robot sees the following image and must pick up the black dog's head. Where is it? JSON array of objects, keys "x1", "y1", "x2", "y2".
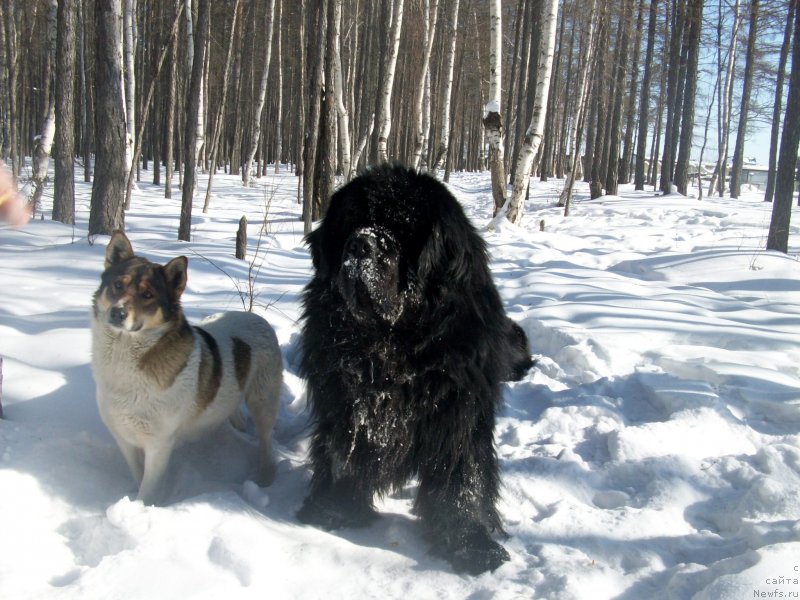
[{"x1": 306, "y1": 165, "x2": 487, "y2": 327}]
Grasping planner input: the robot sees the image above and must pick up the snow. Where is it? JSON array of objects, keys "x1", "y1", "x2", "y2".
[{"x1": 2, "y1": 167, "x2": 800, "y2": 599}]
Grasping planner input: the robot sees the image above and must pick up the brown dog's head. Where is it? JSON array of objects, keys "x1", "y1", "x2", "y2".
[{"x1": 93, "y1": 231, "x2": 187, "y2": 333}]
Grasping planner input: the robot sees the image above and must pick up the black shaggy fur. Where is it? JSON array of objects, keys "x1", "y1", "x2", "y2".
[{"x1": 297, "y1": 165, "x2": 532, "y2": 574}]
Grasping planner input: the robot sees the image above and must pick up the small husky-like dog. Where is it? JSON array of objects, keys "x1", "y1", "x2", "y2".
[{"x1": 91, "y1": 231, "x2": 283, "y2": 505}]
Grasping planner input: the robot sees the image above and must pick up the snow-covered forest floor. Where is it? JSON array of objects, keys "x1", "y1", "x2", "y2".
[{"x1": 1, "y1": 168, "x2": 799, "y2": 599}]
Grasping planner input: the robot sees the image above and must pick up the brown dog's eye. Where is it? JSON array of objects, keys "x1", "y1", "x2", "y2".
[
  {"x1": 141, "y1": 289, "x2": 154, "y2": 300},
  {"x1": 113, "y1": 280, "x2": 124, "y2": 291}
]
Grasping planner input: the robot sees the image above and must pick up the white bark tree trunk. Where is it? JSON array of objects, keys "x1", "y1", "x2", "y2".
[
  {"x1": 432, "y1": 0, "x2": 460, "y2": 172},
  {"x1": 483, "y1": 0, "x2": 505, "y2": 213},
  {"x1": 29, "y1": 0, "x2": 57, "y2": 214},
  {"x1": 503, "y1": 0, "x2": 559, "y2": 225},
  {"x1": 376, "y1": 0, "x2": 405, "y2": 163},
  {"x1": 274, "y1": 0, "x2": 283, "y2": 174},
  {"x1": 123, "y1": 0, "x2": 136, "y2": 176},
  {"x1": 243, "y1": 0, "x2": 277, "y2": 186},
  {"x1": 411, "y1": 0, "x2": 440, "y2": 171},
  {"x1": 558, "y1": 3, "x2": 597, "y2": 213},
  {"x1": 333, "y1": 0, "x2": 352, "y2": 181}
]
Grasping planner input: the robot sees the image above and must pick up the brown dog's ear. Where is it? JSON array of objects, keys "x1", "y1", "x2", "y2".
[
  {"x1": 163, "y1": 256, "x2": 188, "y2": 300},
  {"x1": 105, "y1": 230, "x2": 134, "y2": 269}
]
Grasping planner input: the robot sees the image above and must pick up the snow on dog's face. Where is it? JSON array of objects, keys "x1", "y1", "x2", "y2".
[
  {"x1": 93, "y1": 231, "x2": 187, "y2": 333},
  {"x1": 337, "y1": 226, "x2": 404, "y2": 325}
]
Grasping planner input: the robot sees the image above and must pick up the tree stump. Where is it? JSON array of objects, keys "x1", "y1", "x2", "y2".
[{"x1": 236, "y1": 216, "x2": 247, "y2": 260}]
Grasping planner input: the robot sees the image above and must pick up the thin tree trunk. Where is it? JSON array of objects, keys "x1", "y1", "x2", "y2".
[
  {"x1": 504, "y1": 0, "x2": 559, "y2": 225},
  {"x1": 275, "y1": 0, "x2": 283, "y2": 174},
  {"x1": 605, "y1": 0, "x2": 634, "y2": 196},
  {"x1": 765, "y1": 0, "x2": 796, "y2": 203},
  {"x1": 713, "y1": 0, "x2": 741, "y2": 197},
  {"x1": 659, "y1": 0, "x2": 685, "y2": 194},
  {"x1": 411, "y1": 0, "x2": 440, "y2": 172},
  {"x1": 164, "y1": 0, "x2": 180, "y2": 199},
  {"x1": 767, "y1": 2, "x2": 800, "y2": 253},
  {"x1": 242, "y1": 0, "x2": 276, "y2": 187},
  {"x1": 484, "y1": 0, "x2": 505, "y2": 213},
  {"x1": 53, "y1": 0, "x2": 76, "y2": 225},
  {"x1": 634, "y1": 0, "x2": 658, "y2": 190},
  {"x1": 559, "y1": 3, "x2": 597, "y2": 215},
  {"x1": 203, "y1": 0, "x2": 241, "y2": 212},
  {"x1": 123, "y1": 0, "x2": 136, "y2": 175},
  {"x1": 178, "y1": 0, "x2": 210, "y2": 242},
  {"x1": 729, "y1": 0, "x2": 759, "y2": 198},
  {"x1": 332, "y1": 0, "x2": 352, "y2": 180},
  {"x1": 376, "y1": 0, "x2": 404, "y2": 163},
  {"x1": 674, "y1": 0, "x2": 703, "y2": 195},
  {"x1": 30, "y1": 0, "x2": 57, "y2": 215},
  {"x1": 432, "y1": 0, "x2": 460, "y2": 172}
]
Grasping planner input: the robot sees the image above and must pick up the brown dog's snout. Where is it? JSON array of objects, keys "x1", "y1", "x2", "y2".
[{"x1": 109, "y1": 305, "x2": 128, "y2": 327}]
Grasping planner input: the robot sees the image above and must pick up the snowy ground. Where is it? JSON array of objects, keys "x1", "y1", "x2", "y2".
[{"x1": 1, "y1": 166, "x2": 799, "y2": 599}]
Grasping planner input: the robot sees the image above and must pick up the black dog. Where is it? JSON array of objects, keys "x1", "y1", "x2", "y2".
[{"x1": 297, "y1": 165, "x2": 532, "y2": 574}]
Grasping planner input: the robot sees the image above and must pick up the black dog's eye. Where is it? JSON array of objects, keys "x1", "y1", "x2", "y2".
[
  {"x1": 141, "y1": 289, "x2": 154, "y2": 300},
  {"x1": 113, "y1": 280, "x2": 124, "y2": 291}
]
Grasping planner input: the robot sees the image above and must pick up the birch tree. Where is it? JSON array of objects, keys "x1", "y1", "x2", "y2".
[
  {"x1": 376, "y1": 0, "x2": 405, "y2": 163},
  {"x1": 332, "y1": 0, "x2": 352, "y2": 181},
  {"x1": 483, "y1": 0, "x2": 506, "y2": 214},
  {"x1": 204, "y1": 0, "x2": 241, "y2": 212},
  {"x1": 709, "y1": 0, "x2": 741, "y2": 197},
  {"x1": 242, "y1": 0, "x2": 276, "y2": 187},
  {"x1": 30, "y1": 0, "x2": 57, "y2": 214},
  {"x1": 432, "y1": 0, "x2": 460, "y2": 172},
  {"x1": 411, "y1": 0, "x2": 440, "y2": 172},
  {"x1": 503, "y1": 0, "x2": 559, "y2": 225},
  {"x1": 178, "y1": 0, "x2": 210, "y2": 242},
  {"x1": 559, "y1": 2, "x2": 598, "y2": 215},
  {"x1": 123, "y1": 0, "x2": 136, "y2": 175},
  {"x1": 729, "y1": 0, "x2": 760, "y2": 199}
]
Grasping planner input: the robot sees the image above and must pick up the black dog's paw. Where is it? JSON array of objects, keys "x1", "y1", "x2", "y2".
[
  {"x1": 432, "y1": 525, "x2": 510, "y2": 575},
  {"x1": 297, "y1": 495, "x2": 379, "y2": 530}
]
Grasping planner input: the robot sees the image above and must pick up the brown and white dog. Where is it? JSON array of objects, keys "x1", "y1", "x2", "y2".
[{"x1": 91, "y1": 231, "x2": 283, "y2": 505}]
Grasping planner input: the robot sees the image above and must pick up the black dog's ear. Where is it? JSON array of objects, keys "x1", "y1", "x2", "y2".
[
  {"x1": 418, "y1": 221, "x2": 474, "y2": 285},
  {"x1": 105, "y1": 230, "x2": 134, "y2": 269},
  {"x1": 163, "y1": 256, "x2": 188, "y2": 301},
  {"x1": 305, "y1": 226, "x2": 331, "y2": 280}
]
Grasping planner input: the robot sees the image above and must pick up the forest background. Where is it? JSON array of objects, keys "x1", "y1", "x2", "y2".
[{"x1": 1, "y1": 0, "x2": 798, "y2": 249}]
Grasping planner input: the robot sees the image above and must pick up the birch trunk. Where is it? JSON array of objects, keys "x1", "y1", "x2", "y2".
[
  {"x1": 204, "y1": 0, "x2": 241, "y2": 212},
  {"x1": 711, "y1": 0, "x2": 741, "y2": 197},
  {"x1": 123, "y1": 0, "x2": 136, "y2": 176},
  {"x1": 30, "y1": 0, "x2": 57, "y2": 215},
  {"x1": 432, "y1": 0, "x2": 460, "y2": 172},
  {"x1": 179, "y1": 0, "x2": 210, "y2": 242},
  {"x1": 332, "y1": 0, "x2": 352, "y2": 181},
  {"x1": 125, "y1": 2, "x2": 185, "y2": 210},
  {"x1": 376, "y1": 0, "x2": 404, "y2": 163},
  {"x1": 275, "y1": 0, "x2": 283, "y2": 174},
  {"x1": 503, "y1": 0, "x2": 559, "y2": 225},
  {"x1": 242, "y1": 0, "x2": 276, "y2": 186},
  {"x1": 558, "y1": 3, "x2": 597, "y2": 214},
  {"x1": 729, "y1": 0, "x2": 759, "y2": 198},
  {"x1": 483, "y1": 0, "x2": 505, "y2": 213},
  {"x1": 411, "y1": 0, "x2": 440, "y2": 172}
]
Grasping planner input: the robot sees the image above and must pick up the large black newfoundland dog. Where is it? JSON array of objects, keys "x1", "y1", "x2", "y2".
[{"x1": 297, "y1": 165, "x2": 532, "y2": 574}]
